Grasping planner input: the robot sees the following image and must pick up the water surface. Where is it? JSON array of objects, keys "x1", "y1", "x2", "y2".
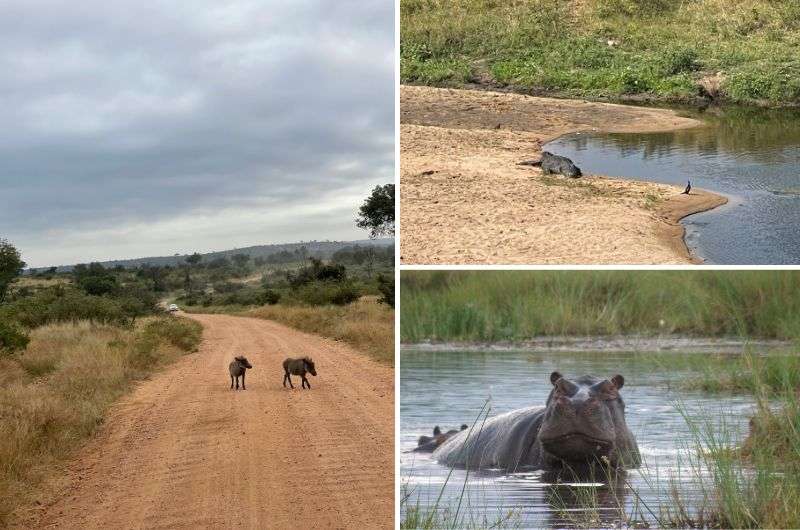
[
  {"x1": 400, "y1": 350, "x2": 755, "y2": 528},
  {"x1": 544, "y1": 107, "x2": 800, "y2": 264}
]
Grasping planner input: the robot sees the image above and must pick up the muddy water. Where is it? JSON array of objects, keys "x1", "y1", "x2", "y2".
[
  {"x1": 400, "y1": 349, "x2": 756, "y2": 528},
  {"x1": 544, "y1": 106, "x2": 800, "y2": 264}
]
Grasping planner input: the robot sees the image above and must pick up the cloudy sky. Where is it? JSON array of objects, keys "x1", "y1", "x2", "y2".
[{"x1": 0, "y1": 1, "x2": 394, "y2": 268}]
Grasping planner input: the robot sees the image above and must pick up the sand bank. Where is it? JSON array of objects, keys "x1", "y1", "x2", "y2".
[{"x1": 400, "y1": 85, "x2": 727, "y2": 264}]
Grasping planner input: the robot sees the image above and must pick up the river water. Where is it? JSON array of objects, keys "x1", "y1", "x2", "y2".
[
  {"x1": 544, "y1": 106, "x2": 800, "y2": 264},
  {"x1": 400, "y1": 349, "x2": 756, "y2": 528}
]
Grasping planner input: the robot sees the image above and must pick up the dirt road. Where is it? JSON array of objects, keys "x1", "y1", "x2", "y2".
[{"x1": 21, "y1": 314, "x2": 394, "y2": 529}]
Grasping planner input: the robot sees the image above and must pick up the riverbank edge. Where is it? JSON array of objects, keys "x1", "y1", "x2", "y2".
[
  {"x1": 536, "y1": 130, "x2": 729, "y2": 264},
  {"x1": 408, "y1": 80, "x2": 800, "y2": 110},
  {"x1": 401, "y1": 336, "x2": 792, "y2": 354},
  {"x1": 656, "y1": 189, "x2": 729, "y2": 264},
  {"x1": 531, "y1": 102, "x2": 730, "y2": 264}
]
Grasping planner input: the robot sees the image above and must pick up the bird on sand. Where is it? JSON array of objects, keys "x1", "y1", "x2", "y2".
[{"x1": 682, "y1": 181, "x2": 691, "y2": 194}]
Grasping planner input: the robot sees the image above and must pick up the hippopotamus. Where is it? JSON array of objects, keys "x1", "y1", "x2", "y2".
[
  {"x1": 519, "y1": 151, "x2": 582, "y2": 178},
  {"x1": 414, "y1": 424, "x2": 468, "y2": 453},
  {"x1": 433, "y1": 372, "x2": 640, "y2": 474}
]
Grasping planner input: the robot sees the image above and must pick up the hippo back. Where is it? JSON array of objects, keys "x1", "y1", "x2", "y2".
[{"x1": 433, "y1": 406, "x2": 545, "y2": 471}]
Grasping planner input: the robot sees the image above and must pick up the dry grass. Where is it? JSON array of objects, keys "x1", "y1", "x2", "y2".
[
  {"x1": 246, "y1": 297, "x2": 394, "y2": 364},
  {"x1": 0, "y1": 316, "x2": 202, "y2": 525}
]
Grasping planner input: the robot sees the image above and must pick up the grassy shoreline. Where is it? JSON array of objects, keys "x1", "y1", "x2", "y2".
[
  {"x1": 0, "y1": 316, "x2": 202, "y2": 525},
  {"x1": 183, "y1": 297, "x2": 394, "y2": 365},
  {"x1": 401, "y1": 271, "x2": 800, "y2": 343},
  {"x1": 401, "y1": 0, "x2": 800, "y2": 107}
]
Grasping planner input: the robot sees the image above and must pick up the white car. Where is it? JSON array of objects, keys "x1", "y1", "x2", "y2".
[{"x1": 168, "y1": 304, "x2": 179, "y2": 312}]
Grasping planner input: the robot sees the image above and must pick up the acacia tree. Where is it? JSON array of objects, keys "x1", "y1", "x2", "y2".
[
  {"x1": 0, "y1": 239, "x2": 26, "y2": 303},
  {"x1": 356, "y1": 184, "x2": 394, "y2": 238}
]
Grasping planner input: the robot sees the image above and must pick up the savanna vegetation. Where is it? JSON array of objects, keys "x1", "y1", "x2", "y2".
[
  {"x1": 401, "y1": 0, "x2": 800, "y2": 105},
  {"x1": 401, "y1": 270, "x2": 800, "y2": 343},
  {"x1": 1, "y1": 236, "x2": 203, "y2": 524},
  {"x1": 174, "y1": 184, "x2": 395, "y2": 363}
]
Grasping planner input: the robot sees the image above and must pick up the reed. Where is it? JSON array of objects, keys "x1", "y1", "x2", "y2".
[{"x1": 401, "y1": 271, "x2": 800, "y2": 343}]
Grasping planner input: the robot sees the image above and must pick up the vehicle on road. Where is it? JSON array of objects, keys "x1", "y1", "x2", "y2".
[{"x1": 168, "y1": 304, "x2": 179, "y2": 312}]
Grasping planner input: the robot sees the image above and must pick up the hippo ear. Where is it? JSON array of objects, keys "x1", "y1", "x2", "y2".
[
  {"x1": 611, "y1": 374, "x2": 625, "y2": 389},
  {"x1": 549, "y1": 371, "x2": 562, "y2": 385}
]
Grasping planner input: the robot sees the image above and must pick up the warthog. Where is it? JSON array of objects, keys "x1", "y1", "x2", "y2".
[
  {"x1": 414, "y1": 424, "x2": 469, "y2": 453},
  {"x1": 229, "y1": 356, "x2": 253, "y2": 390},
  {"x1": 434, "y1": 372, "x2": 640, "y2": 475},
  {"x1": 282, "y1": 357, "x2": 317, "y2": 389},
  {"x1": 519, "y1": 151, "x2": 582, "y2": 178}
]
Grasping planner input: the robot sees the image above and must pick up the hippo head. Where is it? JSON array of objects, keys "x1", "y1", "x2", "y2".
[
  {"x1": 537, "y1": 372, "x2": 636, "y2": 468},
  {"x1": 235, "y1": 356, "x2": 253, "y2": 369},
  {"x1": 304, "y1": 357, "x2": 317, "y2": 376}
]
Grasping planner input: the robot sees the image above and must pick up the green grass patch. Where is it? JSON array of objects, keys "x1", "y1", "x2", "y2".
[{"x1": 401, "y1": 0, "x2": 800, "y2": 104}]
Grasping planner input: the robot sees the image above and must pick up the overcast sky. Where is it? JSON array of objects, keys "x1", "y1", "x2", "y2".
[{"x1": 0, "y1": 1, "x2": 394, "y2": 268}]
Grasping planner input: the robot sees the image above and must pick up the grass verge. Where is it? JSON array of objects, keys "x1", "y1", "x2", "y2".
[
  {"x1": 0, "y1": 316, "x2": 202, "y2": 524},
  {"x1": 184, "y1": 297, "x2": 394, "y2": 365}
]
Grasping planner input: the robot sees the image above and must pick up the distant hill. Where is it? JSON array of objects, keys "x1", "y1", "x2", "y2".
[{"x1": 29, "y1": 239, "x2": 394, "y2": 272}]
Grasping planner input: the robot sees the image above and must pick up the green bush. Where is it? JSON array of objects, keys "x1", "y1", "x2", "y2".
[
  {"x1": 0, "y1": 287, "x2": 132, "y2": 329},
  {"x1": 294, "y1": 281, "x2": 361, "y2": 306},
  {"x1": 377, "y1": 274, "x2": 395, "y2": 308},
  {"x1": 261, "y1": 289, "x2": 281, "y2": 305},
  {"x1": 659, "y1": 46, "x2": 700, "y2": 76},
  {"x1": 0, "y1": 320, "x2": 29, "y2": 354}
]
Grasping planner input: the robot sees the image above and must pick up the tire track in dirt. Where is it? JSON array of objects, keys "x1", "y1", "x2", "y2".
[{"x1": 18, "y1": 313, "x2": 394, "y2": 529}]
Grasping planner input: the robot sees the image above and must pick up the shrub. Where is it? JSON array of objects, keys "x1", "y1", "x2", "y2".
[
  {"x1": 0, "y1": 287, "x2": 131, "y2": 329},
  {"x1": 377, "y1": 274, "x2": 395, "y2": 308},
  {"x1": 261, "y1": 289, "x2": 281, "y2": 305},
  {"x1": 0, "y1": 320, "x2": 29, "y2": 354},
  {"x1": 289, "y1": 258, "x2": 347, "y2": 288},
  {"x1": 73, "y1": 262, "x2": 118, "y2": 296},
  {"x1": 659, "y1": 46, "x2": 700, "y2": 76},
  {"x1": 294, "y1": 281, "x2": 361, "y2": 306}
]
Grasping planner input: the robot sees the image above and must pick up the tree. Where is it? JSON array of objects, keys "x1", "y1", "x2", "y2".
[
  {"x1": 0, "y1": 239, "x2": 25, "y2": 303},
  {"x1": 184, "y1": 252, "x2": 203, "y2": 293},
  {"x1": 377, "y1": 273, "x2": 394, "y2": 308},
  {"x1": 231, "y1": 253, "x2": 251, "y2": 268},
  {"x1": 356, "y1": 184, "x2": 394, "y2": 238},
  {"x1": 185, "y1": 253, "x2": 203, "y2": 267},
  {"x1": 231, "y1": 253, "x2": 251, "y2": 277},
  {"x1": 73, "y1": 262, "x2": 118, "y2": 296}
]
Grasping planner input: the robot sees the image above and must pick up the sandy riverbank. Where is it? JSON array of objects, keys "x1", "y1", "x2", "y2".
[{"x1": 400, "y1": 85, "x2": 727, "y2": 264}]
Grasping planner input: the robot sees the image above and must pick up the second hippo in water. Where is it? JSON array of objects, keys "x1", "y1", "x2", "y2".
[
  {"x1": 414, "y1": 424, "x2": 469, "y2": 453},
  {"x1": 519, "y1": 151, "x2": 582, "y2": 178},
  {"x1": 433, "y1": 372, "x2": 640, "y2": 474}
]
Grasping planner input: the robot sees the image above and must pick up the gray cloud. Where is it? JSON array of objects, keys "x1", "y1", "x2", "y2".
[{"x1": 0, "y1": 0, "x2": 394, "y2": 267}]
